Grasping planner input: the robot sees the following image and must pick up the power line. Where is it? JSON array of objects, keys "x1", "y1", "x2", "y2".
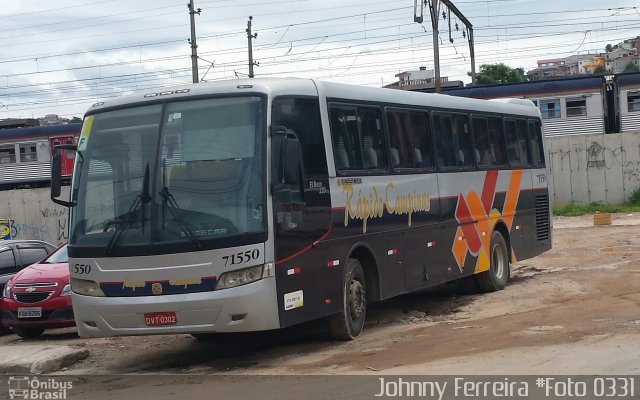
[
  {"x1": 1, "y1": 1, "x2": 639, "y2": 118},
  {"x1": 0, "y1": 0, "x2": 116, "y2": 18}
]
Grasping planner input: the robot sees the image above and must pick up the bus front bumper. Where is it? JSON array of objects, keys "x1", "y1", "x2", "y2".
[{"x1": 72, "y1": 277, "x2": 280, "y2": 337}]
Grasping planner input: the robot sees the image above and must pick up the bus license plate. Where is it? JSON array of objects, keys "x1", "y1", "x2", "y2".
[
  {"x1": 144, "y1": 312, "x2": 177, "y2": 326},
  {"x1": 17, "y1": 307, "x2": 42, "y2": 318}
]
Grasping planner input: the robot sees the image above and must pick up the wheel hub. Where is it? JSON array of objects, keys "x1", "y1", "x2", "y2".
[
  {"x1": 348, "y1": 279, "x2": 364, "y2": 320},
  {"x1": 492, "y1": 243, "x2": 505, "y2": 279}
]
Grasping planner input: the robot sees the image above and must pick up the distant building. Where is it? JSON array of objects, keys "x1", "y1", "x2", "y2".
[
  {"x1": 39, "y1": 114, "x2": 70, "y2": 126},
  {"x1": 527, "y1": 58, "x2": 569, "y2": 80},
  {"x1": 605, "y1": 47, "x2": 638, "y2": 73},
  {"x1": 385, "y1": 67, "x2": 463, "y2": 90},
  {"x1": 564, "y1": 54, "x2": 596, "y2": 75},
  {"x1": 579, "y1": 55, "x2": 606, "y2": 74},
  {"x1": 526, "y1": 36, "x2": 640, "y2": 79}
]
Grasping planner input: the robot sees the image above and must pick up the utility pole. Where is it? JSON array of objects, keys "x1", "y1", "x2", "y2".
[
  {"x1": 246, "y1": 16, "x2": 258, "y2": 78},
  {"x1": 442, "y1": 0, "x2": 476, "y2": 85},
  {"x1": 427, "y1": 0, "x2": 441, "y2": 93},
  {"x1": 188, "y1": 0, "x2": 201, "y2": 84},
  {"x1": 415, "y1": 0, "x2": 476, "y2": 91}
]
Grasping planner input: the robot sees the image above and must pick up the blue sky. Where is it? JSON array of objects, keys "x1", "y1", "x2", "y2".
[{"x1": 0, "y1": 0, "x2": 638, "y2": 119}]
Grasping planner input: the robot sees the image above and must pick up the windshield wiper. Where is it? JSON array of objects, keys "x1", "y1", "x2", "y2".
[
  {"x1": 159, "y1": 187, "x2": 202, "y2": 250},
  {"x1": 104, "y1": 164, "x2": 151, "y2": 255}
]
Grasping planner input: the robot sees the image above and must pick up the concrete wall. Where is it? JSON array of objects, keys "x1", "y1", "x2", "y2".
[
  {"x1": 547, "y1": 131, "x2": 640, "y2": 206},
  {"x1": 0, "y1": 186, "x2": 69, "y2": 246}
]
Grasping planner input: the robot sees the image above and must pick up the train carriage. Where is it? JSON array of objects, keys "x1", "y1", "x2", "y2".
[
  {"x1": 415, "y1": 76, "x2": 608, "y2": 137},
  {"x1": 414, "y1": 72, "x2": 640, "y2": 137},
  {"x1": 614, "y1": 72, "x2": 640, "y2": 132},
  {"x1": 0, "y1": 124, "x2": 81, "y2": 188}
]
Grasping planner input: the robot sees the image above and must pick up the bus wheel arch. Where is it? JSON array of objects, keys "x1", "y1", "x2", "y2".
[
  {"x1": 349, "y1": 244, "x2": 381, "y2": 303},
  {"x1": 328, "y1": 244, "x2": 380, "y2": 340},
  {"x1": 492, "y1": 221, "x2": 512, "y2": 263}
]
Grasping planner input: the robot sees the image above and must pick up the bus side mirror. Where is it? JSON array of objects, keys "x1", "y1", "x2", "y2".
[
  {"x1": 51, "y1": 144, "x2": 77, "y2": 207},
  {"x1": 271, "y1": 126, "x2": 302, "y2": 186}
]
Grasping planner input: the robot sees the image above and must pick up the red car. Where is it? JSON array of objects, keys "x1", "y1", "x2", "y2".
[{"x1": 1, "y1": 245, "x2": 73, "y2": 338}]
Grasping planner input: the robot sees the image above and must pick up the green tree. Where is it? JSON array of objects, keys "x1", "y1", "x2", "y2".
[
  {"x1": 594, "y1": 65, "x2": 607, "y2": 75},
  {"x1": 70, "y1": 117, "x2": 82, "y2": 123},
  {"x1": 605, "y1": 43, "x2": 613, "y2": 53},
  {"x1": 623, "y1": 62, "x2": 640, "y2": 73},
  {"x1": 470, "y1": 63, "x2": 527, "y2": 84}
]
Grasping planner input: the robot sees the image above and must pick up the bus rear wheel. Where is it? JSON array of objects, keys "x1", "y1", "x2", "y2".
[
  {"x1": 328, "y1": 258, "x2": 366, "y2": 340},
  {"x1": 476, "y1": 231, "x2": 510, "y2": 292}
]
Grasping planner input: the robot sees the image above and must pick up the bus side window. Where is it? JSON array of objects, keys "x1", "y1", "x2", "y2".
[
  {"x1": 409, "y1": 111, "x2": 433, "y2": 169},
  {"x1": 358, "y1": 107, "x2": 386, "y2": 170},
  {"x1": 386, "y1": 110, "x2": 414, "y2": 169},
  {"x1": 472, "y1": 117, "x2": 492, "y2": 166},
  {"x1": 505, "y1": 119, "x2": 530, "y2": 167},
  {"x1": 329, "y1": 106, "x2": 386, "y2": 173},
  {"x1": 488, "y1": 117, "x2": 506, "y2": 166},
  {"x1": 452, "y1": 114, "x2": 473, "y2": 167},
  {"x1": 330, "y1": 107, "x2": 361, "y2": 171},
  {"x1": 433, "y1": 113, "x2": 455, "y2": 168},
  {"x1": 272, "y1": 98, "x2": 327, "y2": 177},
  {"x1": 528, "y1": 120, "x2": 546, "y2": 167}
]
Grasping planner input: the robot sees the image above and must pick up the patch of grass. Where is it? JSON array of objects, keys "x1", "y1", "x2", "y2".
[
  {"x1": 553, "y1": 202, "x2": 640, "y2": 216},
  {"x1": 627, "y1": 188, "x2": 640, "y2": 206}
]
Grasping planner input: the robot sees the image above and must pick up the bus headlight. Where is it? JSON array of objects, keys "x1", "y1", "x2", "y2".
[
  {"x1": 216, "y1": 265, "x2": 266, "y2": 290},
  {"x1": 71, "y1": 278, "x2": 106, "y2": 297}
]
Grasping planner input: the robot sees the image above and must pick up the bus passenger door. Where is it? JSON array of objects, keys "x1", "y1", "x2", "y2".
[{"x1": 271, "y1": 97, "x2": 335, "y2": 328}]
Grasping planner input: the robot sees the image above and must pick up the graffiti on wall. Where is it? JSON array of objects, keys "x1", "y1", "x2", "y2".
[
  {"x1": 623, "y1": 161, "x2": 640, "y2": 183},
  {"x1": 40, "y1": 207, "x2": 68, "y2": 243},
  {"x1": 1, "y1": 208, "x2": 68, "y2": 245},
  {"x1": 586, "y1": 142, "x2": 626, "y2": 170},
  {"x1": 11, "y1": 223, "x2": 49, "y2": 241},
  {"x1": 547, "y1": 134, "x2": 640, "y2": 206},
  {"x1": 0, "y1": 218, "x2": 12, "y2": 240}
]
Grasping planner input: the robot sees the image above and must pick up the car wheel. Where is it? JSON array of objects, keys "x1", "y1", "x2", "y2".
[
  {"x1": 12, "y1": 327, "x2": 45, "y2": 339},
  {"x1": 328, "y1": 258, "x2": 366, "y2": 340}
]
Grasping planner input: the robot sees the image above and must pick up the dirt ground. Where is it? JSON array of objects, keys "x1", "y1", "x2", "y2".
[{"x1": 2, "y1": 214, "x2": 640, "y2": 375}]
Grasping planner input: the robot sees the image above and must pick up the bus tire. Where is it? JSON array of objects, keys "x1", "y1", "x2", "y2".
[
  {"x1": 328, "y1": 258, "x2": 366, "y2": 340},
  {"x1": 476, "y1": 231, "x2": 510, "y2": 292}
]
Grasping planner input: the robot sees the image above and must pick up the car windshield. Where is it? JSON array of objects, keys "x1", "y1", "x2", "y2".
[
  {"x1": 69, "y1": 96, "x2": 265, "y2": 253},
  {"x1": 42, "y1": 245, "x2": 68, "y2": 264}
]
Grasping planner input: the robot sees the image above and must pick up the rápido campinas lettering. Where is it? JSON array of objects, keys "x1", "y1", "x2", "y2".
[{"x1": 343, "y1": 183, "x2": 431, "y2": 232}]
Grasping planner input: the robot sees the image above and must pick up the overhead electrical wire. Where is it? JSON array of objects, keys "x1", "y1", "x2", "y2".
[{"x1": 1, "y1": 1, "x2": 638, "y2": 117}]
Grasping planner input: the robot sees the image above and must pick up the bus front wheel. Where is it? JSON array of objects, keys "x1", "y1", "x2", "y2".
[
  {"x1": 328, "y1": 258, "x2": 367, "y2": 340},
  {"x1": 476, "y1": 231, "x2": 510, "y2": 292}
]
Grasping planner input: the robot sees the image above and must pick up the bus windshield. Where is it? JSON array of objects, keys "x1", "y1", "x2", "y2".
[{"x1": 70, "y1": 96, "x2": 265, "y2": 252}]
